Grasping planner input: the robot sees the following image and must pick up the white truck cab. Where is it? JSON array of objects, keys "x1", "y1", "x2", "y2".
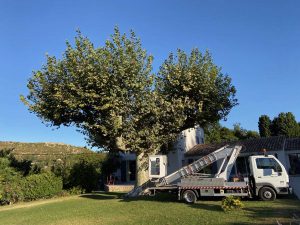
[{"x1": 249, "y1": 155, "x2": 291, "y2": 200}]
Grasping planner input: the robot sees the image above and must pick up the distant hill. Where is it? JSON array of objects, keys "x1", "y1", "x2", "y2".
[{"x1": 0, "y1": 141, "x2": 95, "y2": 162}]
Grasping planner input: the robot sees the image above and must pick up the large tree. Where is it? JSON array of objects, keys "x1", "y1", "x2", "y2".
[
  {"x1": 21, "y1": 28, "x2": 237, "y2": 186},
  {"x1": 271, "y1": 112, "x2": 300, "y2": 137},
  {"x1": 258, "y1": 115, "x2": 272, "y2": 137}
]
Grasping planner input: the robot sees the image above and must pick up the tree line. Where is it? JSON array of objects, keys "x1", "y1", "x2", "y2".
[
  {"x1": 205, "y1": 112, "x2": 300, "y2": 144},
  {"x1": 259, "y1": 112, "x2": 300, "y2": 137}
]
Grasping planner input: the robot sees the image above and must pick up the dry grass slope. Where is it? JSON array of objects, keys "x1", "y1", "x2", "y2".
[{"x1": 0, "y1": 141, "x2": 94, "y2": 161}]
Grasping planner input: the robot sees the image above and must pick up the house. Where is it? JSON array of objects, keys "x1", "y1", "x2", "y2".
[
  {"x1": 111, "y1": 126, "x2": 205, "y2": 185},
  {"x1": 185, "y1": 136, "x2": 300, "y2": 199}
]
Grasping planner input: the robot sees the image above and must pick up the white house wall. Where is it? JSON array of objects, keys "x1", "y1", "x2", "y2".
[{"x1": 167, "y1": 127, "x2": 204, "y2": 174}]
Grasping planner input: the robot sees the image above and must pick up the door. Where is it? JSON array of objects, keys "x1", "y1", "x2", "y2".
[{"x1": 251, "y1": 156, "x2": 287, "y2": 188}]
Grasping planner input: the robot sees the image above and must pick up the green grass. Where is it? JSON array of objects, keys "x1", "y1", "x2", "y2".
[{"x1": 0, "y1": 192, "x2": 299, "y2": 225}]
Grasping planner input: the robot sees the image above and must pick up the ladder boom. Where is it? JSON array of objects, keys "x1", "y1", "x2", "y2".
[
  {"x1": 126, "y1": 144, "x2": 242, "y2": 197},
  {"x1": 160, "y1": 145, "x2": 242, "y2": 185}
]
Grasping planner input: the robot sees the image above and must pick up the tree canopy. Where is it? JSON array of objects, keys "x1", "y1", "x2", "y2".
[
  {"x1": 157, "y1": 49, "x2": 237, "y2": 130},
  {"x1": 204, "y1": 123, "x2": 259, "y2": 144},
  {"x1": 258, "y1": 115, "x2": 272, "y2": 137},
  {"x1": 21, "y1": 27, "x2": 237, "y2": 185},
  {"x1": 258, "y1": 112, "x2": 300, "y2": 137}
]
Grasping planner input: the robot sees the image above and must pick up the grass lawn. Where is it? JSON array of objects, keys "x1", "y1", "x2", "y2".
[{"x1": 0, "y1": 192, "x2": 299, "y2": 225}]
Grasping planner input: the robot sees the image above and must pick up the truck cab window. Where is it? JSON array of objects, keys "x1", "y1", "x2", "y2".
[{"x1": 256, "y1": 158, "x2": 282, "y2": 172}]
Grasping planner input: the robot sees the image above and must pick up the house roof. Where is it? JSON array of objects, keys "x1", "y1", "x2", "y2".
[
  {"x1": 185, "y1": 136, "x2": 300, "y2": 157},
  {"x1": 285, "y1": 138, "x2": 300, "y2": 151}
]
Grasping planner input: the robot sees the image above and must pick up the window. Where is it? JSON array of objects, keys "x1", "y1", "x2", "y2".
[
  {"x1": 288, "y1": 154, "x2": 300, "y2": 175},
  {"x1": 256, "y1": 158, "x2": 282, "y2": 172},
  {"x1": 235, "y1": 156, "x2": 249, "y2": 177},
  {"x1": 150, "y1": 158, "x2": 160, "y2": 175}
]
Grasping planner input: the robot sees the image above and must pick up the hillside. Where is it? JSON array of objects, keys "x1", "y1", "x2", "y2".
[{"x1": 0, "y1": 141, "x2": 95, "y2": 162}]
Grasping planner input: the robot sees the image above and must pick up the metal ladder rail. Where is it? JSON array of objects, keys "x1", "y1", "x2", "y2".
[{"x1": 160, "y1": 145, "x2": 240, "y2": 185}]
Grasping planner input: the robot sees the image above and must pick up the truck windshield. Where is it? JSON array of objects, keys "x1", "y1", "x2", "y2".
[{"x1": 256, "y1": 158, "x2": 282, "y2": 172}]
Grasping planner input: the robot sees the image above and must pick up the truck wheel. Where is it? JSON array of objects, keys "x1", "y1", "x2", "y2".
[
  {"x1": 259, "y1": 187, "x2": 276, "y2": 201},
  {"x1": 182, "y1": 190, "x2": 197, "y2": 204}
]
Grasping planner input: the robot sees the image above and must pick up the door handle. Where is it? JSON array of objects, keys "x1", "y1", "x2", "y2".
[{"x1": 257, "y1": 176, "x2": 262, "y2": 178}]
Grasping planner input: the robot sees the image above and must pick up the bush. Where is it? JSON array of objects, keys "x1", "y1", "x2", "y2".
[
  {"x1": 21, "y1": 172, "x2": 63, "y2": 201},
  {"x1": 67, "y1": 186, "x2": 85, "y2": 195},
  {"x1": 51, "y1": 153, "x2": 106, "y2": 192},
  {"x1": 68, "y1": 159, "x2": 100, "y2": 192},
  {"x1": 221, "y1": 196, "x2": 244, "y2": 212},
  {"x1": 1, "y1": 180, "x2": 24, "y2": 204},
  {"x1": 0, "y1": 157, "x2": 25, "y2": 204}
]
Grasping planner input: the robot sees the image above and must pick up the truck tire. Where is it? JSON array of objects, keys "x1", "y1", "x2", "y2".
[
  {"x1": 182, "y1": 190, "x2": 197, "y2": 204},
  {"x1": 259, "y1": 187, "x2": 276, "y2": 201}
]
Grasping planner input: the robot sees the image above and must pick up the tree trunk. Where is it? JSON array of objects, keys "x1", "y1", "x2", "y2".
[{"x1": 135, "y1": 152, "x2": 149, "y2": 187}]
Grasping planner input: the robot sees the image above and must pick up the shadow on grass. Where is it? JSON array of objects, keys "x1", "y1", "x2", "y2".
[
  {"x1": 121, "y1": 192, "x2": 179, "y2": 203},
  {"x1": 188, "y1": 201, "x2": 223, "y2": 212},
  {"x1": 79, "y1": 191, "x2": 124, "y2": 200},
  {"x1": 241, "y1": 197, "x2": 300, "y2": 225}
]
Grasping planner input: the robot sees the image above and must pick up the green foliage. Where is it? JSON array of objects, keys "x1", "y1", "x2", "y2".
[
  {"x1": 157, "y1": 48, "x2": 238, "y2": 129},
  {"x1": 0, "y1": 149, "x2": 103, "y2": 204},
  {"x1": 233, "y1": 123, "x2": 259, "y2": 140},
  {"x1": 271, "y1": 112, "x2": 300, "y2": 137},
  {"x1": 50, "y1": 153, "x2": 106, "y2": 191},
  {"x1": 1, "y1": 180, "x2": 24, "y2": 204},
  {"x1": 258, "y1": 115, "x2": 272, "y2": 137},
  {"x1": 100, "y1": 152, "x2": 120, "y2": 178},
  {"x1": 21, "y1": 27, "x2": 238, "y2": 184},
  {"x1": 0, "y1": 156, "x2": 25, "y2": 204},
  {"x1": 204, "y1": 123, "x2": 259, "y2": 143},
  {"x1": 221, "y1": 195, "x2": 244, "y2": 212},
  {"x1": 67, "y1": 186, "x2": 85, "y2": 195},
  {"x1": 258, "y1": 112, "x2": 300, "y2": 138},
  {"x1": 21, "y1": 172, "x2": 63, "y2": 201},
  {"x1": 67, "y1": 158, "x2": 101, "y2": 192},
  {"x1": 1, "y1": 173, "x2": 63, "y2": 204}
]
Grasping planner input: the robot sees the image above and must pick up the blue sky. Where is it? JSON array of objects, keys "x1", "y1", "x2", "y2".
[{"x1": 0, "y1": 0, "x2": 299, "y2": 147}]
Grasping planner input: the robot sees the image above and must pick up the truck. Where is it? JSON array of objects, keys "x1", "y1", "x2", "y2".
[{"x1": 127, "y1": 145, "x2": 292, "y2": 203}]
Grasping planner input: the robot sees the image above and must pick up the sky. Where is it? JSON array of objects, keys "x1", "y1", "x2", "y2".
[{"x1": 0, "y1": 0, "x2": 299, "y2": 148}]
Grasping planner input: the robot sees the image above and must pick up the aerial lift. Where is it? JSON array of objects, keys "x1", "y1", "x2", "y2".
[{"x1": 127, "y1": 145, "x2": 292, "y2": 203}]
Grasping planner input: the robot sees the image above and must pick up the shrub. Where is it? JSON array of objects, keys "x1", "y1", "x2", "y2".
[
  {"x1": 221, "y1": 196, "x2": 244, "y2": 212},
  {"x1": 21, "y1": 172, "x2": 63, "y2": 201},
  {"x1": 1, "y1": 180, "x2": 24, "y2": 204},
  {"x1": 67, "y1": 186, "x2": 85, "y2": 195},
  {"x1": 0, "y1": 157, "x2": 25, "y2": 204},
  {"x1": 51, "y1": 153, "x2": 106, "y2": 191},
  {"x1": 68, "y1": 159, "x2": 100, "y2": 192}
]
